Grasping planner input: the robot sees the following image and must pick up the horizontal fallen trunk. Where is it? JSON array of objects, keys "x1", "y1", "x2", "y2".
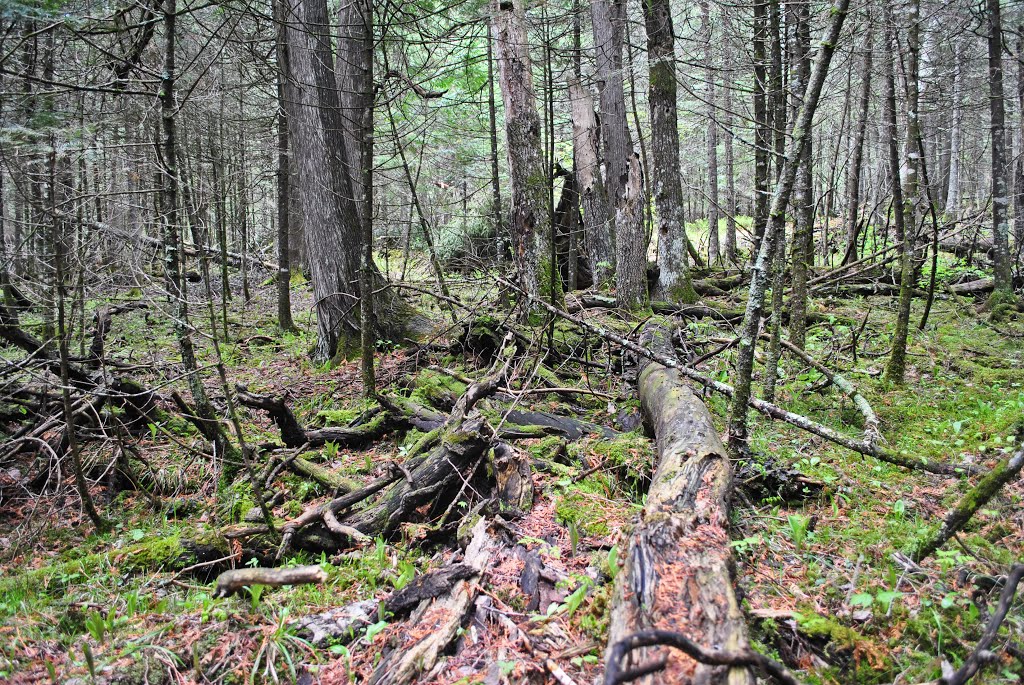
[
  {"x1": 606, "y1": 322, "x2": 754, "y2": 685},
  {"x1": 236, "y1": 385, "x2": 390, "y2": 448}
]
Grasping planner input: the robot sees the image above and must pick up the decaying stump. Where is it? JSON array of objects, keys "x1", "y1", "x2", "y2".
[{"x1": 606, "y1": 321, "x2": 754, "y2": 685}]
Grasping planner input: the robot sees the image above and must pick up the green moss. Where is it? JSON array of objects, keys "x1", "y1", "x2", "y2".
[
  {"x1": 528, "y1": 436, "x2": 566, "y2": 462},
  {"x1": 561, "y1": 491, "x2": 606, "y2": 540},
  {"x1": 795, "y1": 613, "x2": 863, "y2": 649},
  {"x1": 0, "y1": 533, "x2": 187, "y2": 601},
  {"x1": 410, "y1": 368, "x2": 467, "y2": 407}
]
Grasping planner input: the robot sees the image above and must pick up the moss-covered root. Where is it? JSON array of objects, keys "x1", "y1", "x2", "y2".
[{"x1": 911, "y1": 441, "x2": 1024, "y2": 563}]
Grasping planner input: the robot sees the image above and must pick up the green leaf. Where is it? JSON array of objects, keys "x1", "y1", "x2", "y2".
[{"x1": 849, "y1": 593, "x2": 874, "y2": 607}]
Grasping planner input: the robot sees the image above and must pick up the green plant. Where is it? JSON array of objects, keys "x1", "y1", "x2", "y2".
[{"x1": 786, "y1": 514, "x2": 811, "y2": 551}]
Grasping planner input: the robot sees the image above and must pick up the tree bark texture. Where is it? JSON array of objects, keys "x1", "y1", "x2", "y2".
[
  {"x1": 987, "y1": 0, "x2": 1014, "y2": 295},
  {"x1": 643, "y1": 0, "x2": 695, "y2": 303},
  {"x1": 569, "y1": 79, "x2": 614, "y2": 287},
  {"x1": 493, "y1": 0, "x2": 560, "y2": 311}
]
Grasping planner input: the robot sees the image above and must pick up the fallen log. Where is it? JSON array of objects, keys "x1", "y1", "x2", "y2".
[
  {"x1": 605, "y1": 322, "x2": 754, "y2": 684},
  {"x1": 499, "y1": 277, "x2": 971, "y2": 476},
  {"x1": 236, "y1": 385, "x2": 390, "y2": 448}
]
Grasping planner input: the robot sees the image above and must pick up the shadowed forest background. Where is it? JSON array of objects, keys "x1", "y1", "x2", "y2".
[{"x1": 1, "y1": 0, "x2": 1023, "y2": 683}]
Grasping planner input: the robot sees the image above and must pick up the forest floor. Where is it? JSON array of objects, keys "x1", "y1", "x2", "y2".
[{"x1": 1, "y1": 254, "x2": 1023, "y2": 685}]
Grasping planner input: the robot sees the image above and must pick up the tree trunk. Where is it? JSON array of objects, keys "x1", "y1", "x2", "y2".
[
  {"x1": 788, "y1": 1, "x2": 814, "y2": 350},
  {"x1": 569, "y1": 80, "x2": 614, "y2": 288},
  {"x1": 944, "y1": 41, "x2": 963, "y2": 219},
  {"x1": 702, "y1": 0, "x2": 720, "y2": 264},
  {"x1": 727, "y1": 0, "x2": 850, "y2": 454},
  {"x1": 492, "y1": 0, "x2": 560, "y2": 311},
  {"x1": 606, "y1": 322, "x2": 754, "y2": 685},
  {"x1": 752, "y1": 1, "x2": 770, "y2": 258},
  {"x1": 722, "y1": 11, "x2": 738, "y2": 265},
  {"x1": 644, "y1": 0, "x2": 696, "y2": 303},
  {"x1": 884, "y1": 1, "x2": 918, "y2": 385},
  {"x1": 274, "y1": 2, "x2": 295, "y2": 332},
  {"x1": 592, "y1": 0, "x2": 646, "y2": 307},
  {"x1": 987, "y1": 0, "x2": 1015, "y2": 297},
  {"x1": 843, "y1": 23, "x2": 873, "y2": 265}
]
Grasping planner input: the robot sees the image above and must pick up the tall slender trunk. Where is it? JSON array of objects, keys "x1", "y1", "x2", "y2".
[
  {"x1": 944, "y1": 42, "x2": 963, "y2": 218},
  {"x1": 752, "y1": 0, "x2": 771, "y2": 258},
  {"x1": 844, "y1": 22, "x2": 873, "y2": 264},
  {"x1": 727, "y1": 0, "x2": 850, "y2": 454},
  {"x1": 882, "y1": 5, "x2": 914, "y2": 385},
  {"x1": 486, "y1": 22, "x2": 506, "y2": 275},
  {"x1": 644, "y1": 0, "x2": 696, "y2": 302},
  {"x1": 1015, "y1": 26, "x2": 1024, "y2": 261},
  {"x1": 788, "y1": 0, "x2": 814, "y2": 350},
  {"x1": 274, "y1": 2, "x2": 295, "y2": 332},
  {"x1": 987, "y1": 0, "x2": 1014, "y2": 298},
  {"x1": 492, "y1": 0, "x2": 560, "y2": 312},
  {"x1": 722, "y1": 12, "x2": 738, "y2": 264},
  {"x1": 702, "y1": 0, "x2": 720, "y2": 264}
]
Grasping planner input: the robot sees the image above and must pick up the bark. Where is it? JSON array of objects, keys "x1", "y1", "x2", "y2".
[
  {"x1": 274, "y1": 1, "x2": 295, "y2": 332},
  {"x1": 721, "y1": 13, "x2": 738, "y2": 265},
  {"x1": 843, "y1": 24, "x2": 873, "y2": 265},
  {"x1": 944, "y1": 41, "x2": 963, "y2": 218},
  {"x1": 492, "y1": 0, "x2": 560, "y2": 310},
  {"x1": 752, "y1": 1, "x2": 771, "y2": 256},
  {"x1": 1016, "y1": 26, "x2": 1024, "y2": 257},
  {"x1": 987, "y1": 0, "x2": 1015, "y2": 296},
  {"x1": 702, "y1": 0, "x2": 720, "y2": 264},
  {"x1": 569, "y1": 79, "x2": 614, "y2": 287},
  {"x1": 369, "y1": 518, "x2": 495, "y2": 685},
  {"x1": 486, "y1": 23, "x2": 506, "y2": 275},
  {"x1": 726, "y1": 0, "x2": 851, "y2": 454},
  {"x1": 592, "y1": 0, "x2": 647, "y2": 307},
  {"x1": 883, "y1": 3, "x2": 917, "y2": 386},
  {"x1": 285, "y1": 0, "x2": 406, "y2": 360},
  {"x1": 788, "y1": 1, "x2": 814, "y2": 350},
  {"x1": 606, "y1": 322, "x2": 754, "y2": 685},
  {"x1": 643, "y1": 0, "x2": 696, "y2": 303},
  {"x1": 213, "y1": 566, "x2": 327, "y2": 598},
  {"x1": 616, "y1": 153, "x2": 649, "y2": 308}
]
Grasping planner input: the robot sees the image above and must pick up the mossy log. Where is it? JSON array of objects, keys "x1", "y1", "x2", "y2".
[{"x1": 606, "y1": 322, "x2": 754, "y2": 685}]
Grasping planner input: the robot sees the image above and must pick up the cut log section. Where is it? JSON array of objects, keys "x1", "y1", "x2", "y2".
[{"x1": 606, "y1": 321, "x2": 754, "y2": 685}]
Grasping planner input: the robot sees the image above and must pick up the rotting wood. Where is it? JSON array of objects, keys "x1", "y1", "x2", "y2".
[
  {"x1": 236, "y1": 385, "x2": 390, "y2": 448},
  {"x1": 368, "y1": 517, "x2": 496, "y2": 685},
  {"x1": 605, "y1": 321, "x2": 754, "y2": 685}
]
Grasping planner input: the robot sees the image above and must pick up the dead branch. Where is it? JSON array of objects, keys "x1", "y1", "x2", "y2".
[{"x1": 212, "y1": 565, "x2": 328, "y2": 598}]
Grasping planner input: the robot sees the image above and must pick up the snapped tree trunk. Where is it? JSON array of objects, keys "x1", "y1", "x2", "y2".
[
  {"x1": 606, "y1": 322, "x2": 753, "y2": 685},
  {"x1": 569, "y1": 79, "x2": 614, "y2": 288}
]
